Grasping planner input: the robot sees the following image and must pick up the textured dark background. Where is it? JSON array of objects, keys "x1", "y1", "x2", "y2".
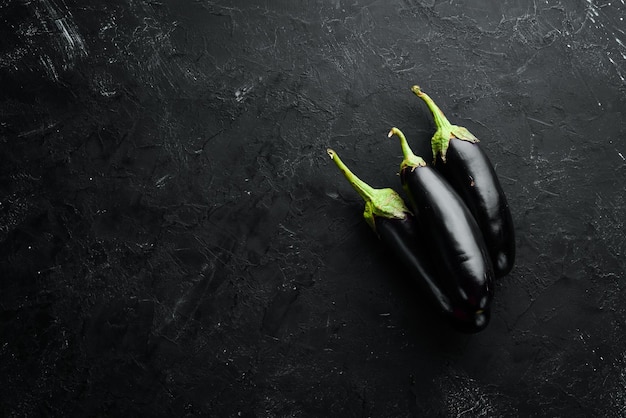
[{"x1": 1, "y1": 0, "x2": 625, "y2": 416}]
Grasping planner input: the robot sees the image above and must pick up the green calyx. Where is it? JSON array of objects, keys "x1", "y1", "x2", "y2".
[
  {"x1": 327, "y1": 148, "x2": 411, "y2": 232},
  {"x1": 387, "y1": 127, "x2": 426, "y2": 171},
  {"x1": 411, "y1": 85, "x2": 479, "y2": 163}
]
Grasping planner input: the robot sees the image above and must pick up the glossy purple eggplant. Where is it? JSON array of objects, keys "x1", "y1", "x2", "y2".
[
  {"x1": 326, "y1": 149, "x2": 454, "y2": 317},
  {"x1": 389, "y1": 128, "x2": 494, "y2": 333},
  {"x1": 412, "y1": 85, "x2": 515, "y2": 278}
]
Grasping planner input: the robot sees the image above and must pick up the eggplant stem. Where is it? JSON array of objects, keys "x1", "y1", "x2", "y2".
[
  {"x1": 411, "y1": 85, "x2": 450, "y2": 129},
  {"x1": 327, "y1": 148, "x2": 410, "y2": 231},
  {"x1": 327, "y1": 148, "x2": 377, "y2": 203},
  {"x1": 388, "y1": 128, "x2": 426, "y2": 170},
  {"x1": 411, "y1": 85, "x2": 479, "y2": 163}
]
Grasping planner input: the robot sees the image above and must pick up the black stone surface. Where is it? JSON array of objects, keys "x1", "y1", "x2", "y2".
[{"x1": 1, "y1": 0, "x2": 625, "y2": 416}]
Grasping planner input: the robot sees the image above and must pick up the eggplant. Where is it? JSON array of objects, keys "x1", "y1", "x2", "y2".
[
  {"x1": 388, "y1": 128, "x2": 494, "y2": 333},
  {"x1": 326, "y1": 149, "x2": 454, "y2": 317},
  {"x1": 412, "y1": 85, "x2": 515, "y2": 278}
]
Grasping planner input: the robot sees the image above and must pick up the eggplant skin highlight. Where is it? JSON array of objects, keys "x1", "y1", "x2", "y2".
[
  {"x1": 412, "y1": 85, "x2": 516, "y2": 278},
  {"x1": 389, "y1": 128, "x2": 494, "y2": 333}
]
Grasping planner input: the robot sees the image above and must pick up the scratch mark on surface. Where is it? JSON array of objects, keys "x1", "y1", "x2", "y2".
[
  {"x1": 579, "y1": 0, "x2": 626, "y2": 83},
  {"x1": 608, "y1": 56, "x2": 625, "y2": 81},
  {"x1": 235, "y1": 82, "x2": 255, "y2": 102},
  {"x1": 17, "y1": 120, "x2": 60, "y2": 138},
  {"x1": 39, "y1": 54, "x2": 59, "y2": 81},
  {"x1": 54, "y1": 16, "x2": 88, "y2": 60},
  {"x1": 33, "y1": 0, "x2": 88, "y2": 73},
  {"x1": 527, "y1": 116, "x2": 554, "y2": 127},
  {"x1": 538, "y1": 188, "x2": 560, "y2": 197},
  {"x1": 585, "y1": 0, "x2": 600, "y2": 21},
  {"x1": 155, "y1": 174, "x2": 173, "y2": 188}
]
